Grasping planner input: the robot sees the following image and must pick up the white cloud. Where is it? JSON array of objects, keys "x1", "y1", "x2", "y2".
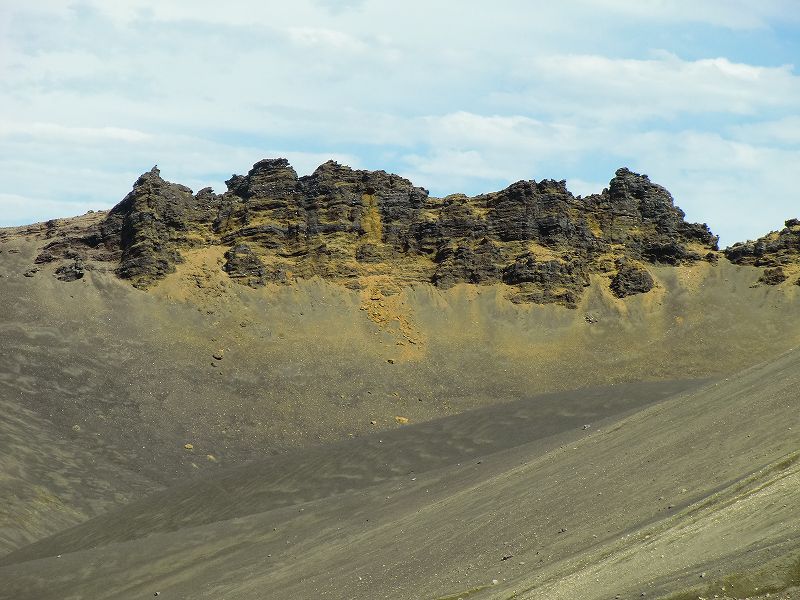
[
  {"x1": 0, "y1": 193, "x2": 100, "y2": 226},
  {"x1": 729, "y1": 116, "x2": 800, "y2": 146},
  {"x1": 0, "y1": 122, "x2": 152, "y2": 143},
  {"x1": 39, "y1": 0, "x2": 798, "y2": 31},
  {"x1": 404, "y1": 149, "x2": 507, "y2": 181},
  {"x1": 584, "y1": 0, "x2": 800, "y2": 29},
  {"x1": 498, "y1": 53, "x2": 800, "y2": 122},
  {"x1": 287, "y1": 27, "x2": 367, "y2": 51},
  {"x1": 567, "y1": 178, "x2": 609, "y2": 198}
]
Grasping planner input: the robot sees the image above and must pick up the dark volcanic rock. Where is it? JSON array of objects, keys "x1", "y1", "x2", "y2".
[
  {"x1": 30, "y1": 159, "x2": 729, "y2": 307},
  {"x1": 758, "y1": 266, "x2": 788, "y2": 286},
  {"x1": 299, "y1": 160, "x2": 428, "y2": 248},
  {"x1": 100, "y1": 166, "x2": 215, "y2": 288},
  {"x1": 34, "y1": 223, "x2": 110, "y2": 265},
  {"x1": 433, "y1": 239, "x2": 503, "y2": 287},
  {"x1": 485, "y1": 179, "x2": 600, "y2": 249},
  {"x1": 724, "y1": 218, "x2": 800, "y2": 268},
  {"x1": 218, "y1": 159, "x2": 303, "y2": 243},
  {"x1": 223, "y1": 244, "x2": 267, "y2": 288},
  {"x1": 610, "y1": 259, "x2": 654, "y2": 298},
  {"x1": 354, "y1": 243, "x2": 384, "y2": 263},
  {"x1": 225, "y1": 158, "x2": 299, "y2": 201},
  {"x1": 503, "y1": 253, "x2": 589, "y2": 307},
  {"x1": 54, "y1": 259, "x2": 86, "y2": 282},
  {"x1": 641, "y1": 240, "x2": 702, "y2": 265},
  {"x1": 589, "y1": 168, "x2": 718, "y2": 258}
]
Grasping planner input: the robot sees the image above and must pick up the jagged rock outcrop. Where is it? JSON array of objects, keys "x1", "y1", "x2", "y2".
[
  {"x1": 597, "y1": 168, "x2": 718, "y2": 262},
  {"x1": 724, "y1": 218, "x2": 800, "y2": 286},
  {"x1": 724, "y1": 219, "x2": 800, "y2": 267},
  {"x1": 30, "y1": 160, "x2": 729, "y2": 306},
  {"x1": 432, "y1": 239, "x2": 503, "y2": 287},
  {"x1": 100, "y1": 166, "x2": 218, "y2": 288}
]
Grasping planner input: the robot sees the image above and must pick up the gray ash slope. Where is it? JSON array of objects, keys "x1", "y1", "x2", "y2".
[{"x1": 1, "y1": 351, "x2": 799, "y2": 600}]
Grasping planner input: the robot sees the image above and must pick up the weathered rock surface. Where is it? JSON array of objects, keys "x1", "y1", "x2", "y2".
[
  {"x1": 502, "y1": 253, "x2": 590, "y2": 307},
  {"x1": 724, "y1": 219, "x2": 800, "y2": 268},
  {"x1": 102, "y1": 166, "x2": 218, "y2": 288},
  {"x1": 25, "y1": 160, "x2": 731, "y2": 306},
  {"x1": 54, "y1": 259, "x2": 86, "y2": 282},
  {"x1": 223, "y1": 244, "x2": 267, "y2": 288},
  {"x1": 610, "y1": 259, "x2": 655, "y2": 298},
  {"x1": 724, "y1": 218, "x2": 800, "y2": 286},
  {"x1": 758, "y1": 267, "x2": 788, "y2": 286}
]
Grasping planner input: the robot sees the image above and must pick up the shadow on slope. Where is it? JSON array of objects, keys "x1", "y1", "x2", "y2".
[{"x1": 0, "y1": 379, "x2": 703, "y2": 565}]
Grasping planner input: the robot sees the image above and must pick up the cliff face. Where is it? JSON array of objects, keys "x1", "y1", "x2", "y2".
[{"x1": 31, "y1": 160, "x2": 727, "y2": 306}]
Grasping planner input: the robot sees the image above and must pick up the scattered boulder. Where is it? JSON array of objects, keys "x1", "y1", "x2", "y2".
[
  {"x1": 758, "y1": 266, "x2": 788, "y2": 285},
  {"x1": 610, "y1": 259, "x2": 654, "y2": 298},
  {"x1": 54, "y1": 259, "x2": 86, "y2": 282}
]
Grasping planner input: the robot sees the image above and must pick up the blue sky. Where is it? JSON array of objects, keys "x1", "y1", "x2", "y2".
[{"x1": 1, "y1": 1, "x2": 799, "y2": 247}]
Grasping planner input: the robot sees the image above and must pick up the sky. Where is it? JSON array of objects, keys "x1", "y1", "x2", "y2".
[{"x1": 1, "y1": 1, "x2": 799, "y2": 247}]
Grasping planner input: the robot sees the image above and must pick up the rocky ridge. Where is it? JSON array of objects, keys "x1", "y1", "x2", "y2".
[
  {"x1": 724, "y1": 218, "x2": 800, "y2": 285},
  {"x1": 28, "y1": 159, "x2": 796, "y2": 307}
]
